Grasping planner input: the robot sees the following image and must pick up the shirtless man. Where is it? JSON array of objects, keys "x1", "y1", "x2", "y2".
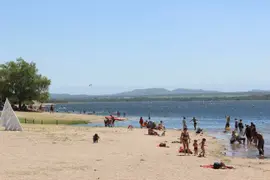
[{"x1": 190, "y1": 117, "x2": 198, "y2": 130}]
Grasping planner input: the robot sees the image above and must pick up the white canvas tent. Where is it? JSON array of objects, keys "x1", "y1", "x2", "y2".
[{"x1": 0, "y1": 98, "x2": 23, "y2": 131}]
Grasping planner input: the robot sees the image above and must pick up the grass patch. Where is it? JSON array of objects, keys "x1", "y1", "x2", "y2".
[{"x1": 19, "y1": 118, "x2": 88, "y2": 125}]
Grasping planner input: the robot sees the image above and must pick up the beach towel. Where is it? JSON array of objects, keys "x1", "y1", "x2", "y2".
[
  {"x1": 200, "y1": 164, "x2": 234, "y2": 169},
  {"x1": 179, "y1": 147, "x2": 193, "y2": 154}
]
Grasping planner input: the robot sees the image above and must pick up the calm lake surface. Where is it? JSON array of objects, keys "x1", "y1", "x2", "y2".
[{"x1": 55, "y1": 100, "x2": 270, "y2": 158}]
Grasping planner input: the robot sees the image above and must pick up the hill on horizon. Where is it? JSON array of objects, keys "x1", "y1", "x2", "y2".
[
  {"x1": 50, "y1": 88, "x2": 223, "y2": 100},
  {"x1": 114, "y1": 88, "x2": 220, "y2": 97},
  {"x1": 49, "y1": 88, "x2": 270, "y2": 102}
]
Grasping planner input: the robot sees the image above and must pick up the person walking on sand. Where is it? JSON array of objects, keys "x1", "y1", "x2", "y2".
[
  {"x1": 180, "y1": 128, "x2": 190, "y2": 155},
  {"x1": 190, "y1": 117, "x2": 198, "y2": 130},
  {"x1": 182, "y1": 117, "x2": 187, "y2": 130}
]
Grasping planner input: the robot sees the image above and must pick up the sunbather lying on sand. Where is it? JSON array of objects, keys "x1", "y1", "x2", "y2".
[
  {"x1": 148, "y1": 128, "x2": 165, "y2": 136},
  {"x1": 148, "y1": 128, "x2": 159, "y2": 136}
]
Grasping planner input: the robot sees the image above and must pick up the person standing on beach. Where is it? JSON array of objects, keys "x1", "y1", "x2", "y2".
[
  {"x1": 139, "y1": 117, "x2": 144, "y2": 128},
  {"x1": 50, "y1": 105, "x2": 54, "y2": 113},
  {"x1": 190, "y1": 117, "x2": 198, "y2": 130},
  {"x1": 180, "y1": 128, "x2": 190, "y2": 155},
  {"x1": 182, "y1": 117, "x2": 187, "y2": 130},
  {"x1": 198, "y1": 138, "x2": 206, "y2": 157}
]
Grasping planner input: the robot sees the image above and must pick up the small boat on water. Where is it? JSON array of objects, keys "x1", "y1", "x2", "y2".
[{"x1": 105, "y1": 116, "x2": 127, "y2": 121}]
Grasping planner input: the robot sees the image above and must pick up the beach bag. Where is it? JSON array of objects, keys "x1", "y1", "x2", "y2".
[{"x1": 159, "y1": 143, "x2": 166, "y2": 147}]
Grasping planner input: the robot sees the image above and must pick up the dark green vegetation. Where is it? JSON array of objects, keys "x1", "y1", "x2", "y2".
[
  {"x1": 48, "y1": 92, "x2": 270, "y2": 103},
  {"x1": 18, "y1": 117, "x2": 88, "y2": 125},
  {"x1": 0, "y1": 58, "x2": 51, "y2": 109}
]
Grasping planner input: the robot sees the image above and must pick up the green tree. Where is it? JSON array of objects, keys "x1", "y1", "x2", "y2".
[{"x1": 0, "y1": 57, "x2": 51, "y2": 109}]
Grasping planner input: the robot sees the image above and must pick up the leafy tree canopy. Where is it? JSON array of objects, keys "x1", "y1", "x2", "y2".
[{"x1": 0, "y1": 57, "x2": 51, "y2": 108}]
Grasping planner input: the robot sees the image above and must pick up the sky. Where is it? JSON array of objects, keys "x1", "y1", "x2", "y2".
[{"x1": 1, "y1": 0, "x2": 270, "y2": 95}]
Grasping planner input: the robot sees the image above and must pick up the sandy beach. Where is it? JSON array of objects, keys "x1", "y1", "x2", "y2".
[{"x1": 0, "y1": 124, "x2": 269, "y2": 180}]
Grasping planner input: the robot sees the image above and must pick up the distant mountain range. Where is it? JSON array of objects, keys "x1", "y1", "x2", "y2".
[
  {"x1": 49, "y1": 88, "x2": 270, "y2": 101},
  {"x1": 114, "y1": 88, "x2": 219, "y2": 96}
]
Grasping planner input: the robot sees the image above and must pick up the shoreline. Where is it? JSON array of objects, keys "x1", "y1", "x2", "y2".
[{"x1": 1, "y1": 124, "x2": 269, "y2": 180}]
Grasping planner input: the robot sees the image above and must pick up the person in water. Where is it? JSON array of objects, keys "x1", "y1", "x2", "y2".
[
  {"x1": 230, "y1": 131, "x2": 245, "y2": 144},
  {"x1": 180, "y1": 128, "x2": 190, "y2": 155},
  {"x1": 190, "y1": 117, "x2": 198, "y2": 130},
  {"x1": 250, "y1": 122, "x2": 257, "y2": 144},
  {"x1": 182, "y1": 117, "x2": 187, "y2": 130},
  {"x1": 244, "y1": 125, "x2": 252, "y2": 144},
  {"x1": 234, "y1": 118, "x2": 238, "y2": 131},
  {"x1": 225, "y1": 116, "x2": 230, "y2": 129},
  {"x1": 238, "y1": 119, "x2": 244, "y2": 134},
  {"x1": 256, "y1": 133, "x2": 264, "y2": 157}
]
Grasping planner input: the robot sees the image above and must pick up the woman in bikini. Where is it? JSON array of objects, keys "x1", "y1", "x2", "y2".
[{"x1": 181, "y1": 128, "x2": 191, "y2": 155}]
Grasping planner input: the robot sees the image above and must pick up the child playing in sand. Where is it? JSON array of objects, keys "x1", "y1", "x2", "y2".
[
  {"x1": 198, "y1": 138, "x2": 206, "y2": 157},
  {"x1": 93, "y1": 134, "x2": 100, "y2": 143},
  {"x1": 193, "y1": 140, "x2": 198, "y2": 156}
]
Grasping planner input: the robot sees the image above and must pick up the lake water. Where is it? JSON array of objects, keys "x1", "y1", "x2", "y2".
[{"x1": 55, "y1": 100, "x2": 270, "y2": 158}]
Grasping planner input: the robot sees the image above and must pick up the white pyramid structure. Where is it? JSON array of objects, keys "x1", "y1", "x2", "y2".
[{"x1": 0, "y1": 98, "x2": 23, "y2": 131}]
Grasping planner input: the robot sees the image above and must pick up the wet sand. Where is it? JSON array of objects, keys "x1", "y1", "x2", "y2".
[{"x1": 0, "y1": 125, "x2": 269, "y2": 180}]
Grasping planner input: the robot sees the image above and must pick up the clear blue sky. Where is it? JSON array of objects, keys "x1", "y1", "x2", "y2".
[{"x1": 1, "y1": 0, "x2": 270, "y2": 95}]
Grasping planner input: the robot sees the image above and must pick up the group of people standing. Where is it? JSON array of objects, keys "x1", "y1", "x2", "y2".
[{"x1": 226, "y1": 116, "x2": 265, "y2": 157}]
